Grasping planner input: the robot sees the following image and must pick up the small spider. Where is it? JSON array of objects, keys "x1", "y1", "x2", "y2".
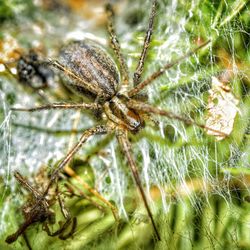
[
  {"x1": 16, "y1": 49, "x2": 53, "y2": 91},
  {"x1": 10, "y1": 0, "x2": 223, "y2": 241},
  {"x1": 4, "y1": 48, "x2": 54, "y2": 101},
  {"x1": 5, "y1": 171, "x2": 77, "y2": 244}
]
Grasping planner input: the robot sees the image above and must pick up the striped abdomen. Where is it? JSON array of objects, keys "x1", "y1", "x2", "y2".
[{"x1": 59, "y1": 40, "x2": 120, "y2": 100}]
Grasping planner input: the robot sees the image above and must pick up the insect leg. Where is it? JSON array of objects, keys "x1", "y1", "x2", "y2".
[{"x1": 64, "y1": 166, "x2": 119, "y2": 221}]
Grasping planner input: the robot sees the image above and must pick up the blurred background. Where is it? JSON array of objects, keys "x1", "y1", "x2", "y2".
[{"x1": 0, "y1": 0, "x2": 249, "y2": 249}]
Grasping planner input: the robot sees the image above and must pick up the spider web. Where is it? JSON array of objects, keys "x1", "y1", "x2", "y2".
[{"x1": 0, "y1": 0, "x2": 249, "y2": 248}]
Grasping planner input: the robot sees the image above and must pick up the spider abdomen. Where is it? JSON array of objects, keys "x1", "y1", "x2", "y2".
[{"x1": 59, "y1": 40, "x2": 120, "y2": 100}]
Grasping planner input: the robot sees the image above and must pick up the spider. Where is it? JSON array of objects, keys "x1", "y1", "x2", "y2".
[
  {"x1": 16, "y1": 49, "x2": 53, "y2": 91},
  {"x1": 3, "y1": 48, "x2": 54, "y2": 102},
  {"x1": 5, "y1": 171, "x2": 77, "y2": 244},
  {"x1": 10, "y1": 0, "x2": 223, "y2": 241}
]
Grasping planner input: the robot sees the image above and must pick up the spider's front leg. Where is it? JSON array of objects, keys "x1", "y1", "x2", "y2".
[
  {"x1": 127, "y1": 99, "x2": 228, "y2": 137},
  {"x1": 40, "y1": 125, "x2": 109, "y2": 239},
  {"x1": 12, "y1": 103, "x2": 118, "y2": 216},
  {"x1": 116, "y1": 131, "x2": 161, "y2": 241},
  {"x1": 105, "y1": 3, "x2": 129, "y2": 86},
  {"x1": 43, "y1": 182, "x2": 77, "y2": 240},
  {"x1": 128, "y1": 40, "x2": 211, "y2": 97},
  {"x1": 133, "y1": 0, "x2": 157, "y2": 86}
]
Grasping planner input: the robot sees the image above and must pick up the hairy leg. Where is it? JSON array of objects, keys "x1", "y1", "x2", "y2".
[
  {"x1": 43, "y1": 188, "x2": 77, "y2": 240},
  {"x1": 13, "y1": 119, "x2": 118, "y2": 217},
  {"x1": 127, "y1": 99, "x2": 227, "y2": 137},
  {"x1": 45, "y1": 125, "x2": 108, "y2": 193},
  {"x1": 14, "y1": 171, "x2": 42, "y2": 198},
  {"x1": 7, "y1": 125, "x2": 108, "y2": 243},
  {"x1": 11, "y1": 103, "x2": 101, "y2": 112},
  {"x1": 105, "y1": 3, "x2": 129, "y2": 86},
  {"x1": 117, "y1": 131, "x2": 161, "y2": 241},
  {"x1": 128, "y1": 40, "x2": 210, "y2": 97},
  {"x1": 133, "y1": 0, "x2": 157, "y2": 86}
]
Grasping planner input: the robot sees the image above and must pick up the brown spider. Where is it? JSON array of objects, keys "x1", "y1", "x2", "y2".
[
  {"x1": 5, "y1": 171, "x2": 77, "y2": 244},
  {"x1": 10, "y1": 0, "x2": 223, "y2": 241}
]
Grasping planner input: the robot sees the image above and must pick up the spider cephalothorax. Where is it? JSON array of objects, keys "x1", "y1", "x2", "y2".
[{"x1": 8, "y1": 0, "x2": 221, "y2": 243}]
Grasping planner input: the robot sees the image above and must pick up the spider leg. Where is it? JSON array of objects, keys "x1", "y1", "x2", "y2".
[
  {"x1": 57, "y1": 186, "x2": 70, "y2": 219},
  {"x1": 64, "y1": 166, "x2": 119, "y2": 221},
  {"x1": 128, "y1": 40, "x2": 211, "y2": 97},
  {"x1": 36, "y1": 126, "x2": 108, "y2": 239},
  {"x1": 6, "y1": 172, "x2": 51, "y2": 244},
  {"x1": 23, "y1": 232, "x2": 32, "y2": 250},
  {"x1": 133, "y1": 0, "x2": 157, "y2": 86},
  {"x1": 59, "y1": 218, "x2": 77, "y2": 240},
  {"x1": 43, "y1": 207, "x2": 77, "y2": 240},
  {"x1": 11, "y1": 103, "x2": 101, "y2": 112},
  {"x1": 127, "y1": 100, "x2": 228, "y2": 137},
  {"x1": 105, "y1": 3, "x2": 129, "y2": 86},
  {"x1": 57, "y1": 185, "x2": 78, "y2": 237},
  {"x1": 43, "y1": 217, "x2": 77, "y2": 239},
  {"x1": 44, "y1": 125, "x2": 108, "y2": 194},
  {"x1": 41, "y1": 180, "x2": 77, "y2": 239},
  {"x1": 117, "y1": 131, "x2": 161, "y2": 241},
  {"x1": 40, "y1": 126, "x2": 109, "y2": 238},
  {"x1": 5, "y1": 220, "x2": 33, "y2": 243},
  {"x1": 14, "y1": 171, "x2": 42, "y2": 199}
]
